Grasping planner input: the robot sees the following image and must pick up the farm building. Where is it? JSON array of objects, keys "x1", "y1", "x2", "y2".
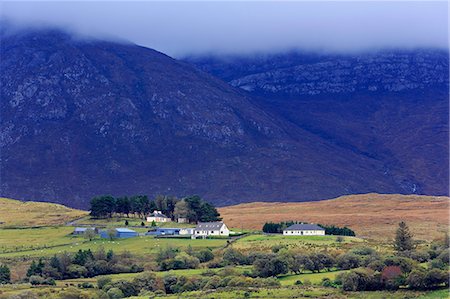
[
  {"x1": 283, "y1": 223, "x2": 325, "y2": 236},
  {"x1": 100, "y1": 228, "x2": 138, "y2": 239},
  {"x1": 73, "y1": 227, "x2": 97, "y2": 235},
  {"x1": 193, "y1": 222, "x2": 229, "y2": 238},
  {"x1": 145, "y1": 227, "x2": 194, "y2": 236},
  {"x1": 146, "y1": 210, "x2": 171, "y2": 223}
]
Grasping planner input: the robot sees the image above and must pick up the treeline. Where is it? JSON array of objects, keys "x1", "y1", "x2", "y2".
[
  {"x1": 262, "y1": 221, "x2": 355, "y2": 236},
  {"x1": 90, "y1": 194, "x2": 221, "y2": 223},
  {"x1": 24, "y1": 247, "x2": 142, "y2": 284},
  {"x1": 318, "y1": 224, "x2": 356, "y2": 236}
]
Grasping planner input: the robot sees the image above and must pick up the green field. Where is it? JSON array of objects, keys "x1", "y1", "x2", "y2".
[
  {"x1": 233, "y1": 234, "x2": 364, "y2": 252},
  {"x1": 278, "y1": 270, "x2": 349, "y2": 286},
  {"x1": 0, "y1": 226, "x2": 227, "y2": 258}
]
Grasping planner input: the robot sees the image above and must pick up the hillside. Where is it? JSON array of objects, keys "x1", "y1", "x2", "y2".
[
  {"x1": 0, "y1": 197, "x2": 87, "y2": 227},
  {"x1": 1, "y1": 28, "x2": 448, "y2": 208},
  {"x1": 218, "y1": 193, "x2": 449, "y2": 240},
  {"x1": 188, "y1": 51, "x2": 449, "y2": 196}
]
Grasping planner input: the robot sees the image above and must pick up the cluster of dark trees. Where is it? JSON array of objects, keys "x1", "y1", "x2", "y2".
[
  {"x1": 90, "y1": 194, "x2": 221, "y2": 223},
  {"x1": 262, "y1": 221, "x2": 355, "y2": 236},
  {"x1": 25, "y1": 247, "x2": 143, "y2": 283},
  {"x1": 156, "y1": 245, "x2": 215, "y2": 271},
  {"x1": 0, "y1": 264, "x2": 10, "y2": 284}
]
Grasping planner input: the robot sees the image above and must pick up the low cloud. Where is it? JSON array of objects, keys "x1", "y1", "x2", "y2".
[{"x1": 1, "y1": 1, "x2": 448, "y2": 57}]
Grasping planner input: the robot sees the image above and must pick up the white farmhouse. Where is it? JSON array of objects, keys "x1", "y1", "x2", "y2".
[
  {"x1": 146, "y1": 210, "x2": 171, "y2": 223},
  {"x1": 283, "y1": 223, "x2": 325, "y2": 236},
  {"x1": 193, "y1": 222, "x2": 229, "y2": 238}
]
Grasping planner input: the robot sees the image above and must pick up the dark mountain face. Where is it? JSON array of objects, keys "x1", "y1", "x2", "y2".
[
  {"x1": 1, "y1": 29, "x2": 448, "y2": 209},
  {"x1": 188, "y1": 51, "x2": 449, "y2": 196}
]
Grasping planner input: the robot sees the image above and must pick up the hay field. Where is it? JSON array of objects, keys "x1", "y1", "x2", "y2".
[
  {"x1": 219, "y1": 193, "x2": 449, "y2": 241},
  {"x1": 0, "y1": 197, "x2": 88, "y2": 227}
]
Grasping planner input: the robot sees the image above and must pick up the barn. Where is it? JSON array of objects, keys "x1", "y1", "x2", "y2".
[{"x1": 100, "y1": 228, "x2": 138, "y2": 239}]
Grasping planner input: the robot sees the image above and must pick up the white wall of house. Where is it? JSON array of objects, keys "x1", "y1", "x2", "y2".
[
  {"x1": 194, "y1": 224, "x2": 230, "y2": 237},
  {"x1": 283, "y1": 229, "x2": 325, "y2": 236},
  {"x1": 179, "y1": 228, "x2": 194, "y2": 235},
  {"x1": 146, "y1": 216, "x2": 171, "y2": 223}
]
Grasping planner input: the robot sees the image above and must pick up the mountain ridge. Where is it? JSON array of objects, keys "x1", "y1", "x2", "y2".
[{"x1": 1, "y1": 29, "x2": 448, "y2": 208}]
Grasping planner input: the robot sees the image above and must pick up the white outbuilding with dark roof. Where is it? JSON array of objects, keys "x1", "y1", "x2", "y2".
[
  {"x1": 193, "y1": 222, "x2": 229, "y2": 238},
  {"x1": 283, "y1": 223, "x2": 325, "y2": 236}
]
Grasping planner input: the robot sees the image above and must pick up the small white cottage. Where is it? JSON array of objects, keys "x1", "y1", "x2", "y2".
[
  {"x1": 146, "y1": 210, "x2": 171, "y2": 223},
  {"x1": 283, "y1": 223, "x2": 325, "y2": 236}
]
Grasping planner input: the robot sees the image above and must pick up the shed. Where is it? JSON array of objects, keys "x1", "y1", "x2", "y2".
[
  {"x1": 100, "y1": 228, "x2": 138, "y2": 239},
  {"x1": 73, "y1": 227, "x2": 97, "y2": 235}
]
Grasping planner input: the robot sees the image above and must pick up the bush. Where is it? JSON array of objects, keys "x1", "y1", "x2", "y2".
[
  {"x1": 97, "y1": 276, "x2": 112, "y2": 289},
  {"x1": 107, "y1": 287, "x2": 124, "y2": 299},
  {"x1": 132, "y1": 272, "x2": 159, "y2": 292},
  {"x1": 337, "y1": 253, "x2": 361, "y2": 270},
  {"x1": 321, "y1": 277, "x2": 334, "y2": 287},
  {"x1": 78, "y1": 282, "x2": 94, "y2": 288},
  {"x1": 383, "y1": 256, "x2": 415, "y2": 273},
  {"x1": 195, "y1": 249, "x2": 215, "y2": 263},
  {"x1": 424, "y1": 269, "x2": 448, "y2": 288},
  {"x1": 338, "y1": 268, "x2": 381, "y2": 291},
  {"x1": 223, "y1": 248, "x2": 248, "y2": 265},
  {"x1": 28, "y1": 275, "x2": 44, "y2": 285}
]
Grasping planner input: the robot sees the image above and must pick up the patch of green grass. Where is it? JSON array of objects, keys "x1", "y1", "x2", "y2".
[
  {"x1": 234, "y1": 234, "x2": 364, "y2": 251},
  {"x1": 0, "y1": 226, "x2": 79, "y2": 253},
  {"x1": 0, "y1": 232, "x2": 227, "y2": 258},
  {"x1": 417, "y1": 289, "x2": 450, "y2": 299},
  {"x1": 278, "y1": 270, "x2": 349, "y2": 286}
]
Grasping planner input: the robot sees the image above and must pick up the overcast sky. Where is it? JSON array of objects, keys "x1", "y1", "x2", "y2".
[{"x1": 1, "y1": 1, "x2": 448, "y2": 57}]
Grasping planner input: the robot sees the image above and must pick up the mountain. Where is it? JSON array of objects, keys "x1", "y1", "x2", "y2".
[
  {"x1": 1, "y1": 29, "x2": 448, "y2": 209},
  {"x1": 187, "y1": 51, "x2": 450, "y2": 196}
]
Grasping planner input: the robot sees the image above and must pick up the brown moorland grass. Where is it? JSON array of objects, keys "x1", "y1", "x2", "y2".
[
  {"x1": 219, "y1": 193, "x2": 449, "y2": 241},
  {"x1": 0, "y1": 197, "x2": 88, "y2": 227}
]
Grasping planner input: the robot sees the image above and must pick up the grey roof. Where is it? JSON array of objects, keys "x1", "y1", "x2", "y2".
[
  {"x1": 74, "y1": 227, "x2": 95, "y2": 232},
  {"x1": 150, "y1": 211, "x2": 169, "y2": 218},
  {"x1": 195, "y1": 222, "x2": 225, "y2": 231},
  {"x1": 115, "y1": 228, "x2": 137, "y2": 233},
  {"x1": 284, "y1": 224, "x2": 325, "y2": 231}
]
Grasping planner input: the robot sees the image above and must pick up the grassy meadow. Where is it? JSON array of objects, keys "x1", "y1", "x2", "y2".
[
  {"x1": 219, "y1": 193, "x2": 450, "y2": 241},
  {"x1": 0, "y1": 197, "x2": 87, "y2": 227}
]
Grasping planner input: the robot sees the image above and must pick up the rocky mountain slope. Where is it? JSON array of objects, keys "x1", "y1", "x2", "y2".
[
  {"x1": 188, "y1": 51, "x2": 449, "y2": 196},
  {"x1": 1, "y1": 29, "x2": 448, "y2": 208}
]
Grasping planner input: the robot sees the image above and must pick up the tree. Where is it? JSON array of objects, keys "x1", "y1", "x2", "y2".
[
  {"x1": 151, "y1": 220, "x2": 156, "y2": 227},
  {"x1": 116, "y1": 197, "x2": 131, "y2": 217},
  {"x1": 0, "y1": 264, "x2": 10, "y2": 284},
  {"x1": 336, "y1": 253, "x2": 361, "y2": 270},
  {"x1": 90, "y1": 195, "x2": 116, "y2": 218},
  {"x1": 125, "y1": 220, "x2": 129, "y2": 226},
  {"x1": 289, "y1": 254, "x2": 313, "y2": 274},
  {"x1": 197, "y1": 200, "x2": 221, "y2": 222},
  {"x1": 84, "y1": 228, "x2": 97, "y2": 241},
  {"x1": 174, "y1": 200, "x2": 190, "y2": 221},
  {"x1": 253, "y1": 255, "x2": 289, "y2": 277},
  {"x1": 107, "y1": 228, "x2": 117, "y2": 241},
  {"x1": 394, "y1": 221, "x2": 414, "y2": 252},
  {"x1": 27, "y1": 259, "x2": 45, "y2": 277}
]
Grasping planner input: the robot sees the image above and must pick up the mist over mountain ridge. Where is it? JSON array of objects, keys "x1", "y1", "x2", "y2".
[{"x1": 0, "y1": 28, "x2": 448, "y2": 208}]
